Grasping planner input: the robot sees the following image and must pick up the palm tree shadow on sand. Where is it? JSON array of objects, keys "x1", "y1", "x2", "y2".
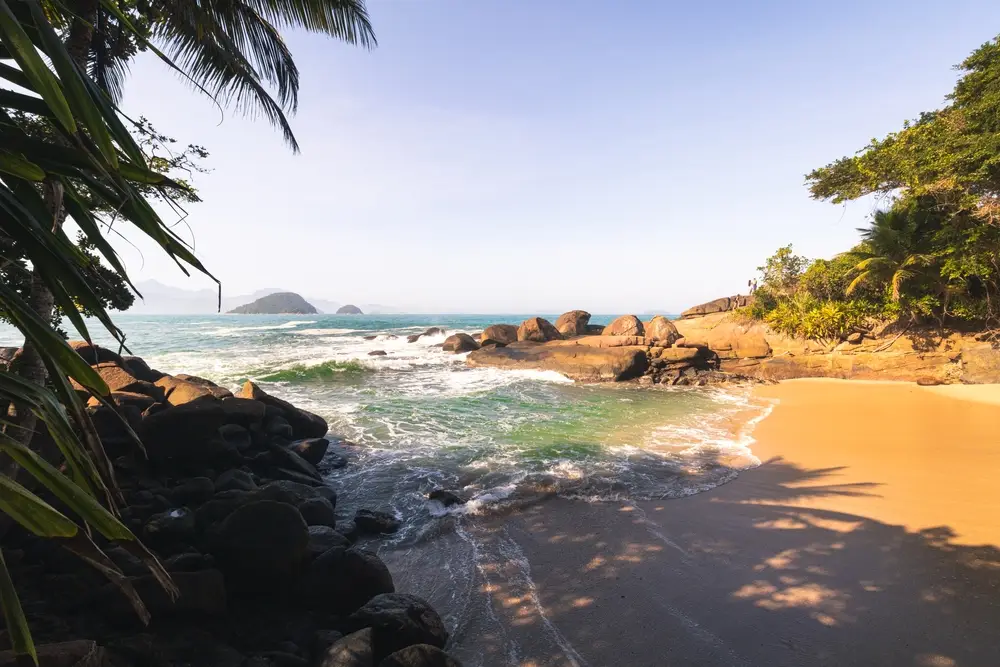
[{"x1": 386, "y1": 455, "x2": 1000, "y2": 667}]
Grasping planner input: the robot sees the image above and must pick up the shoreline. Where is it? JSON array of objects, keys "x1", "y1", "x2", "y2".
[{"x1": 428, "y1": 377, "x2": 1000, "y2": 666}]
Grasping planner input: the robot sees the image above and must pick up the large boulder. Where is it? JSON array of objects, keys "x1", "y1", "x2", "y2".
[
  {"x1": 378, "y1": 645, "x2": 463, "y2": 667},
  {"x1": 962, "y1": 345, "x2": 1000, "y2": 383},
  {"x1": 307, "y1": 526, "x2": 351, "y2": 557},
  {"x1": 220, "y1": 397, "x2": 267, "y2": 426},
  {"x1": 174, "y1": 374, "x2": 233, "y2": 398},
  {"x1": 236, "y1": 381, "x2": 328, "y2": 439},
  {"x1": 288, "y1": 437, "x2": 329, "y2": 465},
  {"x1": 602, "y1": 315, "x2": 643, "y2": 337},
  {"x1": 441, "y1": 334, "x2": 479, "y2": 353},
  {"x1": 479, "y1": 324, "x2": 518, "y2": 345},
  {"x1": 354, "y1": 509, "x2": 400, "y2": 535},
  {"x1": 210, "y1": 500, "x2": 309, "y2": 587},
  {"x1": 69, "y1": 341, "x2": 125, "y2": 366},
  {"x1": 468, "y1": 342, "x2": 648, "y2": 382},
  {"x1": 136, "y1": 400, "x2": 229, "y2": 466},
  {"x1": 122, "y1": 356, "x2": 163, "y2": 383},
  {"x1": 517, "y1": 318, "x2": 562, "y2": 343},
  {"x1": 644, "y1": 316, "x2": 681, "y2": 345},
  {"x1": 554, "y1": 310, "x2": 591, "y2": 336},
  {"x1": 299, "y1": 497, "x2": 337, "y2": 527},
  {"x1": 298, "y1": 548, "x2": 395, "y2": 614},
  {"x1": 155, "y1": 375, "x2": 220, "y2": 407},
  {"x1": 348, "y1": 593, "x2": 448, "y2": 658}
]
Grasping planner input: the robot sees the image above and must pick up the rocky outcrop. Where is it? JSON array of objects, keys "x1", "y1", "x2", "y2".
[
  {"x1": 962, "y1": 345, "x2": 1000, "y2": 384},
  {"x1": 602, "y1": 315, "x2": 643, "y2": 337},
  {"x1": 337, "y1": 304, "x2": 364, "y2": 314},
  {"x1": 468, "y1": 341, "x2": 648, "y2": 381},
  {"x1": 441, "y1": 334, "x2": 480, "y2": 353},
  {"x1": 517, "y1": 317, "x2": 562, "y2": 343},
  {"x1": 3, "y1": 344, "x2": 463, "y2": 667},
  {"x1": 228, "y1": 292, "x2": 317, "y2": 315},
  {"x1": 554, "y1": 310, "x2": 591, "y2": 336},
  {"x1": 680, "y1": 294, "x2": 753, "y2": 319},
  {"x1": 479, "y1": 324, "x2": 519, "y2": 346}
]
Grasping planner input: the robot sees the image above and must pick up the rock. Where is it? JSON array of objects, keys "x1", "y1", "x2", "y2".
[
  {"x1": 266, "y1": 416, "x2": 295, "y2": 440},
  {"x1": 69, "y1": 340, "x2": 125, "y2": 366},
  {"x1": 354, "y1": 509, "x2": 400, "y2": 535},
  {"x1": 369, "y1": 350, "x2": 387, "y2": 356},
  {"x1": 378, "y1": 645, "x2": 463, "y2": 667},
  {"x1": 137, "y1": 400, "x2": 229, "y2": 467},
  {"x1": 318, "y1": 629, "x2": 373, "y2": 667},
  {"x1": 288, "y1": 437, "x2": 329, "y2": 466},
  {"x1": 88, "y1": 361, "x2": 145, "y2": 393},
  {"x1": 90, "y1": 390, "x2": 158, "y2": 411},
  {"x1": 299, "y1": 497, "x2": 338, "y2": 527},
  {"x1": 602, "y1": 315, "x2": 643, "y2": 337},
  {"x1": 258, "y1": 480, "x2": 324, "y2": 505},
  {"x1": 299, "y1": 548, "x2": 395, "y2": 614},
  {"x1": 479, "y1": 324, "x2": 519, "y2": 345},
  {"x1": 467, "y1": 342, "x2": 648, "y2": 382},
  {"x1": 175, "y1": 374, "x2": 233, "y2": 397},
  {"x1": 122, "y1": 355, "x2": 163, "y2": 382},
  {"x1": 428, "y1": 490, "x2": 465, "y2": 507},
  {"x1": 105, "y1": 546, "x2": 147, "y2": 577},
  {"x1": 215, "y1": 469, "x2": 257, "y2": 493},
  {"x1": 422, "y1": 327, "x2": 446, "y2": 337},
  {"x1": 916, "y1": 376, "x2": 945, "y2": 386},
  {"x1": 680, "y1": 294, "x2": 753, "y2": 319},
  {"x1": 554, "y1": 310, "x2": 591, "y2": 336},
  {"x1": 236, "y1": 381, "x2": 328, "y2": 439},
  {"x1": 644, "y1": 315, "x2": 681, "y2": 345},
  {"x1": 211, "y1": 501, "x2": 309, "y2": 587},
  {"x1": 517, "y1": 317, "x2": 562, "y2": 343},
  {"x1": 307, "y1": 526, "x2": 351, "y2": 557},
  {"x1": 406, "y1": 335, "x2": 422, "y2": 344},
  {"x1": 336, "y1": 520, "x2": 360, "y2": 542},
  {"x1": 143, "y1": 507, "x2": 196, "y2": 547},
  {"x1": 846, "y1": 331, "x2": 864, "y2": 344},
  {"x1": 441, "y1": 334, "x2": 480, "y2": 353},
  {"x1": 349, "y1": 593, "x2": 448, "y2": 658},
  {"x1": 155, "y1": 375, "x2": 221, "y2": 407},
  {"x1": 163, "y1": 551, "x2": 212, "y2": 572},
  {"x1": 337, "y1": 304, "x2": 364, "y2": 315},
  {"x1": 218, "y1": 423, "x2": 251, "y2": 451},
  {"x1": 99, "y1": 569, "x2": 227, "y2": 618},
  {"x1": 0, "y1": 640, "x2": 107, "y2": 667},
  {"x1": 220, "y1": 397, "x2": 267, "y2": 426},
  {"x1": 257, "y1": 446, "x2": 324, "y2": 485},
  {"x1": 962, "y1": 345, "x2": 1000, "y2": 384}
]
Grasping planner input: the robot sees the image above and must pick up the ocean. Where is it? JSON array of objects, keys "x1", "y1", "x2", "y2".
[{"x1": 0, "y1": 313, "x2": 770, "y2": 535}]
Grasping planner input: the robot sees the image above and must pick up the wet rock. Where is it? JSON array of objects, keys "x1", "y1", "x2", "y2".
[
  {"x1": 210, "y1": 501, "x2": 309, "y2": 588},
  {"x1": 378, "y1": 645, "x2": 463, "y2": 667},
  {"x1": 215, "y1": 469, "x2": 257, "y2": 493},
  {"x1": 336, "y1": 520, "x2": 360, "y2": 542},
  {"x1": 143, "y1": 507, "x2": 196, "y2": 547},
  {"x1": 236, "y1": 381, "x2": 328, "y2": 439},
  {"x1": 299, "y1": 497, "x2": 338, "y2": 527},
  {"x1": 349, "y1": 593, "x2": 448, "y2": 657},
  {"x1": 288, "y1": 437, "x2": 329, "y2": 466},
  {"x1": 441, "y1": 334, "x2": 479, "y2": 353},
  {"x1": 406, "y1": 335, "x2": 421, "y2": 344},
  {"x1": 354, "y1": 509, "x2": 400, "y2": 535},
  {"x1": 369, "y1": 350, "x2": 387, "y2": 356},
  {"x1": 307, "y1": 526, "x2": 351, "y2": 557},
  {"x1": 428, "y1": 490, "x2": 465, "y2": 507},
  {"x1": 318, "y1": 629, "x2": 373, "y2": 667},
  {"x1": 299, "y1": 548, "x2": 394, "y2": 614}
]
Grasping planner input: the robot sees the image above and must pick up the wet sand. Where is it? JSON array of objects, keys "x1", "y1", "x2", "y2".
[{"x1": 416, "y1": 380, "x2": 1000, "y2": 667}]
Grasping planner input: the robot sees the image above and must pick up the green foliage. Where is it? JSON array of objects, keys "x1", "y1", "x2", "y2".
[{"x1": 757, "y1": 244, "x2": 809, "y2": 295}]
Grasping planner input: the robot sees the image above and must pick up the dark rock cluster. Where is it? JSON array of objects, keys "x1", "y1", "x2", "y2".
[{"x1": 0, "y1": 343, "x2": 461, "y2": 667}]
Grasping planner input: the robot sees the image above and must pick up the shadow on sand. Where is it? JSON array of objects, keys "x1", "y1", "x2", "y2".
[{"x1": 392, "y1": 457, "x2": 1000, "y2": 667}]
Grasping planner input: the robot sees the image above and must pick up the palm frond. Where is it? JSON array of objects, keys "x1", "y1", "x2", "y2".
[{"x1": 242, "y1": 0, "x2": 376, "y2": 47}]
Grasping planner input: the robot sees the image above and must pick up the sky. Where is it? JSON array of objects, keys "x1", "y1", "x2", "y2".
[{"x1": 115, "y1": 0, "x2": 1000, "y2": 314}]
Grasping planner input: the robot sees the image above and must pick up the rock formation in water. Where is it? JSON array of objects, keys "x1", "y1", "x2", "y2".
[
  {"x1": 337, "y1": 304, "x2": 364, "y2": 314},
  {"x1": 2, "y1": 343, "x2": 464, "y2": 667},
  {"x1": 227, "y1": 291, "x2": 317, "y2": 314}
]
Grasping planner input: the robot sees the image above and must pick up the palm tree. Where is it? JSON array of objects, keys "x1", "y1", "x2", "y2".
[{"x1": 845, "y1": 206, "x2": 940, "y2": 301}]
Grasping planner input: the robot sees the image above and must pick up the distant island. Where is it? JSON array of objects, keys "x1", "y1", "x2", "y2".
[
  {"x1": 336, "y1": 304, "x2": 364, "y2": 315},
  {"x1": 228, "y1": 292, "x2": 317, "y2": 314}
]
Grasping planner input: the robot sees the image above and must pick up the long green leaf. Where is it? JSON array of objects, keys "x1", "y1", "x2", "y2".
[
  {"x1": 0, "y1": 0, "x2": 75, "y2": 134},
  {"x1": 0, "y1": 150, "x2": 45, "y2": 180},
  {"x1": 0, "y1": 474, "x2": 78, "y2": 537},
  {"x1": 0, "y1": 550, "x2": 36, "y2": 666}
]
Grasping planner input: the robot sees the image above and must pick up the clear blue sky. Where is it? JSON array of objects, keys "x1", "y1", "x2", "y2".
[{"x1": 117, "y1": 0, "x2": 1000, "y2": 313}]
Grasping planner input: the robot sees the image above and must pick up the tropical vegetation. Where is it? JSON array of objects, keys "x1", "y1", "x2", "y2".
[
  {"x1": 0, "y1": 1, "x2": 374, "y2": 662},
  {"x1": 745, "y1": 35, "x2": 1000, "y2": 342}
]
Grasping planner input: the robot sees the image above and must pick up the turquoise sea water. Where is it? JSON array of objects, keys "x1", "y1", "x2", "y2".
[{"x1": 0, "y1": 313, "x2": 768, "y2": 539}]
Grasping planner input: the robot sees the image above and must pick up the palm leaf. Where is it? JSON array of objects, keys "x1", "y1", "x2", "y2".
[{"x1": 0, "y1": 549, "x2": 35, "y2": 665}]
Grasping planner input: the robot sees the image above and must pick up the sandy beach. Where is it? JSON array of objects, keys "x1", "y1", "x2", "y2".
[{"x1": 415, "y1": 379, "x2": 1000, "y2": 667}]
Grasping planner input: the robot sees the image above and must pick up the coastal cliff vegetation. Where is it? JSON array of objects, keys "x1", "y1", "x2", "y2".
[{"x1": 746, "y1": 36, "x2": 1000, "y2": 342}]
